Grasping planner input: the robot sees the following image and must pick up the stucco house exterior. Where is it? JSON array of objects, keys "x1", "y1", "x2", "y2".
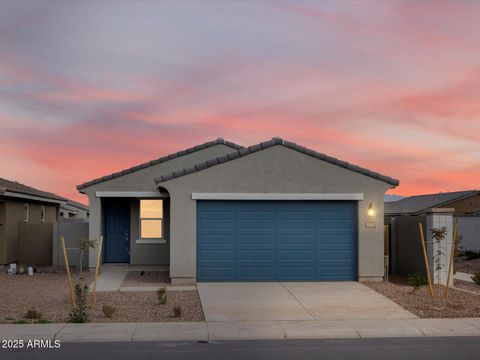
[
  {"x1": 77, "y1": 137, "x2": 399, "y2": 284},
  {"x1": 0, "y1": 178, "x2": 64, "y2": 265},
  {"x1": 60, "y1": 200, "x2": 89, "y2": 220}
]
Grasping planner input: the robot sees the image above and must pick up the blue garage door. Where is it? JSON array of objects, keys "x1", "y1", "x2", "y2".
[{"x1": 197, "y1": 201, "x2": 357, "y2": 281}]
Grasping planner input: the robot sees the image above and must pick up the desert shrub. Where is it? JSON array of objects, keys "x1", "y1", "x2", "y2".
[
  {"x1": 172, "y1": 305, "x2": 182, "y2": 318},
  {"x1": 25, "y1": 308, "x2": 42, "y2": 320},
  {"x1": 463, "y1": 250, "x2": 480, "y2": 260},
  {"x1": 68, "y1": 284, "x2": 89, "y2": 323},
  {"x1": 156, "y1": 288, "x2": 167, "y2": 305},
  {"x1": 34, "y1": 319, "x2": 51, "y2": 324},
  {"x1": 15, "y1": 320, "x2": 29, "y2": 324},
  {"x1": 407, "y1": 272, "x2": 427, "y2": 289},
  {"x1": 102, "y1": 304, "x2": 116, "y2": 318},
  {"x1": 472, "y1": 273, "x2": 480, "y2": 286}
]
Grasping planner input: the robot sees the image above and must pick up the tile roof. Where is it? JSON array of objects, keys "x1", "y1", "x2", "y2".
[
  {"x1": 77, "y1": 138, "x2": 244, "y2": 190},
  {"x1": 0, "y1": 177, "x2": 66, "y2": 202},
  {"x1": 61, "y1": 199, "x2": 89, "y2": 212},
  {"x1": 155, "y1": 137, "x2": 400, "y2": 186},
  {"x1": 385, "y1": 190, "x2": 479, "y2": 215}
]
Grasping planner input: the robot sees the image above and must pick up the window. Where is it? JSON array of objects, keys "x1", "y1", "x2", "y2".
[
  {"x1": 24, "y1": 204, "x2": 29, "y2": 222},
  {"x1": 41, "y1": 205, "x2": 45, "y2": 223},
  {"x1": 140, "y1": 200, "x2": 163, "y2": 239}
]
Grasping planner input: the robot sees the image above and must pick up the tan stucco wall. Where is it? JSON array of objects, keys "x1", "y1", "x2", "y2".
[
  {"x1": 158, "y1": 145, "x2": 393, "y2": 283},
  {"x1": 81, "y1": 144, "x2": 239, "y2": 267},
  {"x1": 0, "y1": 198, "x2": 58, "y2": 264}
]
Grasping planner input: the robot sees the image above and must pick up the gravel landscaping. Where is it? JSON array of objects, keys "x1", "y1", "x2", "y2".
[
  {"x1": 454, "y1": 279, "x2": 480, "y2": 295},
  {"x1": 121, "y1": 271, "x2": 170, "y2": 287},
  {"x1": 0, "y1": 271, "x2": 204, "y2": 324},
  {"x1": 365, "y1": 279, "x2": 480, "y2": 318},
  {"x1": 455, "y1": 256, "x2": 480, "y2": 274}
]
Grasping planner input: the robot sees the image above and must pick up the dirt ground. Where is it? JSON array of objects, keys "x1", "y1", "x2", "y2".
[
  {"x1": 0, "y1": 270, "x2": 204, "y2": 324},
  {"x1": 121, "y1": 271, "x2": 170, "y2": 287},
  {"x1": 365, "y1": 278, "x2": 480, "y2": 318},
  {"x1": 455, "y1": 256, "x2": 480, "y2": 274}
]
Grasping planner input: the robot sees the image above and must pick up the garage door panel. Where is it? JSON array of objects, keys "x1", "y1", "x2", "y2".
[
  {"x1": 239, "y1": 267, "x2": 275, "y2": 278},
  {"x1": 239, "y1": 234, "x2": 275, "y2": 246},
  {"x1": 197, "y1": 200, "x2": 357, "y2": 281},
  {"x1": 240, "y1": 250, "x2": 274, "y2": 261},
  {"x1": 279, "y1": 267, "x2": 315, "y2": 279}
]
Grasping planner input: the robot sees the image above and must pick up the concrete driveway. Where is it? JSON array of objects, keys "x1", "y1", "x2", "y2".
[{"x1": 197, "y1": 282, "x2": 416, "y2": 321}]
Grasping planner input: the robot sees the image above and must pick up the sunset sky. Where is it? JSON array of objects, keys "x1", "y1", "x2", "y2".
[{"x1": 1, "y1": 0, "x2": 479, "y2": 204}]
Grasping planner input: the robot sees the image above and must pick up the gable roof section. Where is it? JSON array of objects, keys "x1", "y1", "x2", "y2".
[
  {"x1": 0, "y1": 177, "x2": 65, "y2": 202},
  {"x1": 77, "y1": 138, "x2": 244, "y2": 190},
  {"x1": 385, "y1": 190, "x2": 479, "y2": 215},
  {"x1": 154, "y1": 137, "x2": 399, "y2": 186},
  {"x1": 61, "y1": 199, "x2": 89, "y2": 212}
]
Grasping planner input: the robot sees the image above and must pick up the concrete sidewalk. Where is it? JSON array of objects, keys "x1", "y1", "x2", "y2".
[{"x1": 1, "y1": 318, "x2": 480, "y2": 342}]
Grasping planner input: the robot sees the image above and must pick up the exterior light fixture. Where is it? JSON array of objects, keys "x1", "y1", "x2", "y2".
[{"x1": 367, "y1": 203, "x2": 375, "y2": 217}]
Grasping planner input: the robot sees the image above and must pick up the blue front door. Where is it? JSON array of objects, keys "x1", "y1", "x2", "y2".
[
  {"x1": 197, "y1": 200, "x2": 357, "y2": 281},
  {"x1": 104, "y1": 199, "x2": 130, "y2": 263}
]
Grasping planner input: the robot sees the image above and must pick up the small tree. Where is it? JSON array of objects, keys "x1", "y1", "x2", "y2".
[
  {"x1": 79, "y1": 238, "x2": 96, "y2": 280},
  {"x1": 431, "y1": 227, "x2": 448, "y2": 285}
]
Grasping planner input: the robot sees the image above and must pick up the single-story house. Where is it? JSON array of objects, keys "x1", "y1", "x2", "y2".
[
  {"x1": 385, "y1": 189, "x2": 480, "y2": 262},
  {"x1": 60, "y1": 200, "x2": 89, "y2": 220},
  {"x1": 385, "y1": 190, "x2": 480, "y2": 216},
  {"x1": 77, "y1": 137, "x2": 399, "y2": 284},
  {"x1": 0, "y1": 177, "x2": 65, "y2": 265}
]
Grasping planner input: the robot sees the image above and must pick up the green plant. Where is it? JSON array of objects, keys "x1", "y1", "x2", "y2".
[
  {"x1": 79, "y1": 238, "x2": 96, "y2": 279},
  {"x1": 407, "y1": 273, "x2": 427, "y2": 289},
  {"x1": 34, "y1": 319, "x2": 51, "y2": 324},
  {"x1": 156, "y1": 287, "x2": 167, "y2": 305},
  {"x1": 102, "y1": 304, "x2": 116, "y2": 318},
  {"x1": 25, "y1": 308, "x2": 42, "y2": 320},
  {"x1": 15, "y1": 320, "x2": 29, "y2": 324},
  {"x1": 172, "y1": 305, "x2": 182, "y2": 318},
  {"x1": 472, "y1": 273, "x2": 480, "y2": 286},
  {"x1": 463, "y1": 250, "x2": 480, "y2": 260},
  {"x1": 68, "y1": 283, "x2": 89, "y2": 323}
]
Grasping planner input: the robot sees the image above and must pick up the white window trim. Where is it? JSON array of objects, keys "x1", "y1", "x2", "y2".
[
  {"x1": 40, "y1": 205, "x2": 45, "y2": 223},
  {"x1": 24, "y1": 203, "x2": 29, "y2": 222},
  {"x1": 136, "y1": 239, "x2": 167, "y2": 244},
  {"x1": 139, "y1": 199, "x2": 165, "y2": 243},
  {"x1": 191, "y1": 193, "x2": 364, "y2": 200}
]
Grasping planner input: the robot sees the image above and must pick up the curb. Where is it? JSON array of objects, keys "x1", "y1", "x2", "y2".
[{"x1": 1, "y1": 318, "x2": 480, "y2": 342}]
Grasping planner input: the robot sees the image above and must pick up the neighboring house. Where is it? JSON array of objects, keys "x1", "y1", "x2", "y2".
[
  {"x1": 60, "y1": 200, "x2": 89, "y2": 220},
  {"x1": 385, "y1": 189, "x2": 480, "y2": 257},
  {"x1": 0, "y1": 178, "x2": 65, "y2": 265},
  {"x1": 385, "y1": 190, "x2": 480, "y2": 216},
  {"x1": 77, "y1": 137, "x2": 399, "y2": 284}
]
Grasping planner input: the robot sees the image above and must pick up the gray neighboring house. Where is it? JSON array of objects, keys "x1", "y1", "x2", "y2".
[
  {"x1": 77, "y1": 137, "x2": 399, "y2": 284},
  {"x1": 385, "y1": 189, "x2": 480, "y2": 255},
  {"x1": 60, "y1": 200, "x2": 89, "y2": 220},
  {"x1": 385, "y1": 190, "x2": 480, "y2": 216}
]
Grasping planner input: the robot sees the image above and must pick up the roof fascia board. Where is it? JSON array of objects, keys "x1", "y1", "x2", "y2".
[
  {"x1": 191, "y1": 193, "x2": 364, "y2": 200},
  {"x1": 95, "y1": 191, "x2": 169, "y2": 198},
  {"x1": 3, "y1": 191, "x2": 65, "y2": 204}
]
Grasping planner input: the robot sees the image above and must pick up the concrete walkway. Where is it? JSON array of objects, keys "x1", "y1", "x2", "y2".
[
  {"x1": 2, "y1": 318, "x2": 480, "y2": 342},
  {"x1": 89, "y1": 271, "x2": 127, "y2": 292},
  {"x1": 454, "y1": 272, "x2": 474, "y2": 283},
  {"x1": 197, "y1": 282, "x2": 416, "y2": 321}
]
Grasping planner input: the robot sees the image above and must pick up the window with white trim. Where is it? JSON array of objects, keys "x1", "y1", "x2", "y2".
[
  {"x1": 24, "y1": 203, "x2": 29, "y2": 222},
  {"x1": 140, "y1": 200, "x2": 163, "y2": 239},
  {"x1": 41, "y1": 205, "x2": 45, "y2": 223}
]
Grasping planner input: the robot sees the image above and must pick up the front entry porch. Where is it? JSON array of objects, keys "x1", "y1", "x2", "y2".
[{"x1": 95, "y1": 196, "x2": 170, "y2": 268}]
